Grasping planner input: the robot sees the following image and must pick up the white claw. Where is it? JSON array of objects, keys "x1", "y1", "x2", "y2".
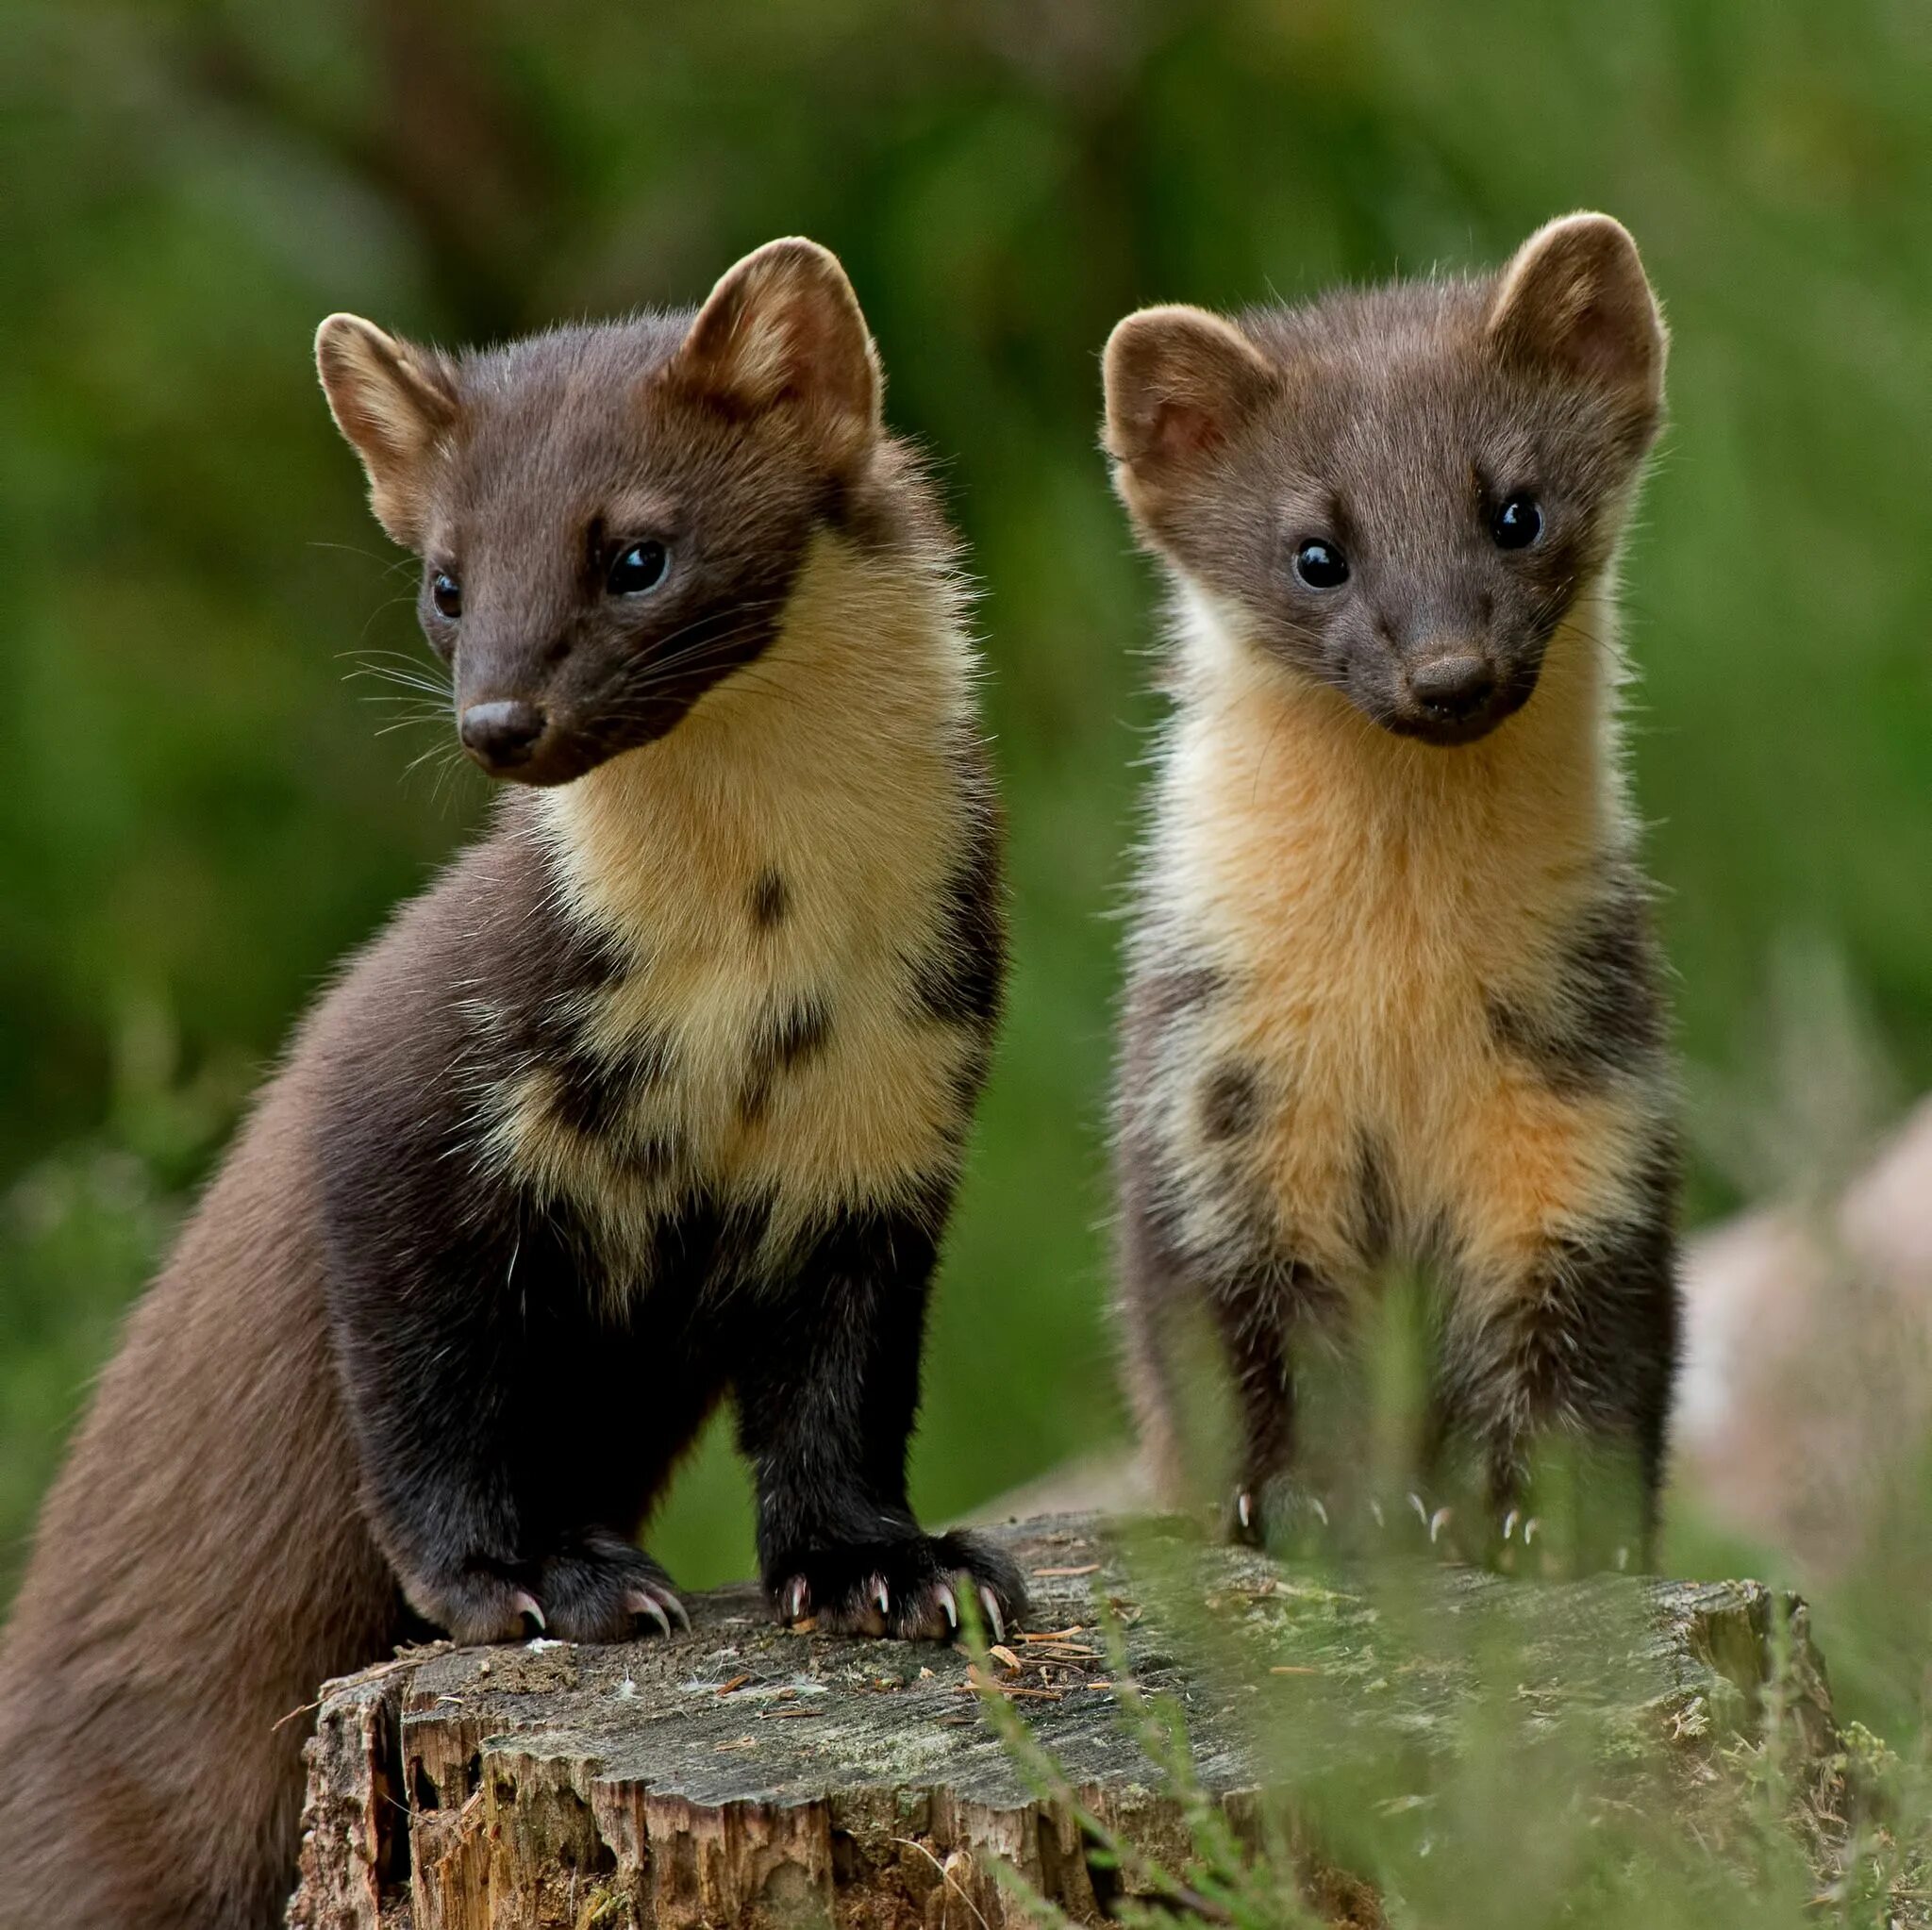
[
  {"x1": 783, "y1": 1578, "x2": 809, "y2": 1622},
  {"x1": 1502, "y1": 1509, "x2": 1521, "y2": 1542},
  {"x1": 1370, "y1": 1499, "x2": 1386, "y2": 1529},
  {"x1": 936, "y1": 1583, "x2": 958, "y2": 1631},
  {"x1": 1309, "y1": 1497, "x2": 1329, "y2": 1527},
  {"x1": 1428, "y1": 1506, "x2": 1453, "y2": 1545},
  {"x1": 979, "y1": 1586, "x2": 1005, "y2": 1643},
  {"x1": 872, "y1": 1577, "x2": 891, "y2": 1618},
  {"x1": 625, "y1": 1589, "x2": 671, "y2": 1639},
  {"x1": 1236, "y1": 1491, "x2": 1252, "y2": 1530},
  {"x1": 512, "y1": 1589, "x2": 546, "y2": 1633},
  {"x1": 663, "y1": 1590, "x2": 691, "y2": 1632},
  {"x1": 1407, "y1": 1492, "x2": 1429, "y2": 1528},
  {"x1": 1523, "y1": 1517, "x2": 1541, "y2": 1547}
]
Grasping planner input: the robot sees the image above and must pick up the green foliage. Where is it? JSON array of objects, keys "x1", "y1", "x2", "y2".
[{"x1": 3, "y1": 0, "x2": 1930, "y2": 1615}]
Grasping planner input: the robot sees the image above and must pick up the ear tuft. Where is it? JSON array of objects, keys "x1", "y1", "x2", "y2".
[
  {"x1": 315, "y1": 315, "x2": 458, "y2": 546},
  {"x1": 668, "y1": 238, "x2": 881, "y2": 463},
  {"x1": 1102, "y1": 305, "x2": 1276, "y2": 482},
  {"x1": 1486, "y1": 213, "x2": 1665, "y2": 414}
]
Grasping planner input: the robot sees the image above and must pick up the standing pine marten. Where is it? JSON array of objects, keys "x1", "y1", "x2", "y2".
[
  {"x1": 1106, "y1": 215, "x2": 1681, "y2": 1565},
  {"x1": 0, "y1": 237, "x2": 1024, "y2": 1930}
]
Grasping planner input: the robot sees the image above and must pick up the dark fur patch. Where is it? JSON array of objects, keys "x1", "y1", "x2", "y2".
[
  {"x1": 1486, "y1": 887, "x2": 1666, "y2": 1095},
  {"x1": 1140, "y1": 960, "x2": 1224, "y2": 1023},
  {"x1": 768, "y1": 998, "x2": 831, "y2": 1071},
  {"x1": 739, "y1": 996, "x2": 831, "y2": 1124},
  {"x1": 1354, "y1": 1131, "x2": 1395, "y2": 1263},
  {"x1": 546, "y1": 1027, "x2": 675, "y2": 1140},
  {"x1": 1199, "y1": 1062, "x2": 1260, "y2": 1141},
  {"x1": 750, "y1": 868, "x2": 790, "y2": 929},
  {"x1": 942, "y1": 1035, "x2": 996, "y2": 1140},
  {"x1": 905, "y1": 765, "x2": 1005, "y2": 1031},
  {"x1": 1114, "y1": 959, "x2": 1223, "y2": 1161},
  {"x1": 628, "y1": 1130, "x2": 686, "y2": 1180}
]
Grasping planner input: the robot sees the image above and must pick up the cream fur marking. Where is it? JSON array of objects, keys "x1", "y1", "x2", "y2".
[
  {"x1": 478, "y1": 532, "x2": 985, "y2": 1281},
  {"x1": 1133, "y1": 574, "x2": 1668, "y2": 1311}
]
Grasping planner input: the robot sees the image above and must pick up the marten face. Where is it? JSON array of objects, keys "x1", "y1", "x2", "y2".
[
  {"x1": 317, "y1": 240, "x2": 886, "y2": 786},
  {"x1": 1104, "y1": 215, "x2": 1666, "y2": 746}
]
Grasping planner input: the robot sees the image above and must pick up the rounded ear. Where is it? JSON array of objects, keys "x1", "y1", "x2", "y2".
[
  {"x1": 1103, "y1": 305, "x2": 1277, "y2": 480},
  {"x1": 315, "y1": 314, "x2": 458, "y2": 547},
  {"x1": 666, "y1": 237, "x2": 881, "y2": 465},
  {"x1": 1486, "y1": 213, "x2": 1666, "y2": 416}
]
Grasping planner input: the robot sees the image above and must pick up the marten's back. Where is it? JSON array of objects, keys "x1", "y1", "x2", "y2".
[{"x1": 0, "y1": 929, "x2": 413, "y2": 1928}]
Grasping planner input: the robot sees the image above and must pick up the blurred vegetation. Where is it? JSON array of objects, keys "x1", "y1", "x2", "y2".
[
  {"x1": 3, "y1": 0, "x2": 1930, "y2": 1659},
  {"x1": 970, "y1": 1465, "x2": 1891, "y2": 1927}
]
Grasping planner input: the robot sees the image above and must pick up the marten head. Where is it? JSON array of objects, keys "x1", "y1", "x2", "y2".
[
  {"x1": 318, "y1": 239, "x2": 890, "y2": 785},
  {"x1": 1104, "y1": 214, "x2": 1666, "y2": 746}
]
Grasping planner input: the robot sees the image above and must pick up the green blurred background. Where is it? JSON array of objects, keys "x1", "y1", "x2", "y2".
[{"x1": 3, "y1": 0, "x2": 1929, "y2": 1601}]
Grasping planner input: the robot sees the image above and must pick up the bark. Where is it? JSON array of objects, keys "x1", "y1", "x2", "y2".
[{"x1": 287, "y1": 1513, "x2": 1833, "y2": 1929}]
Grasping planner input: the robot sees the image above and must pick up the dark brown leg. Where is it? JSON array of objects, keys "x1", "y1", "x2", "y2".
[{"x1": 1444, "y1": 1204, "x2": 1680, "y2": 1572}]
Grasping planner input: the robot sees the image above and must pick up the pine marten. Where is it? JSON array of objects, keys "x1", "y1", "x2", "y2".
[
  {"x1": 0, "y1": 238, "x2": 1024, "y2": 1930},
  {"x1": 1106, "y1": 215, "x2": 1680, "y2": 1565}
]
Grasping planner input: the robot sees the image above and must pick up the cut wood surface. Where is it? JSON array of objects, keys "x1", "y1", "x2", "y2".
[{"x1": 287, "y1": 1514, "x2": 1833, "y2": 1929}]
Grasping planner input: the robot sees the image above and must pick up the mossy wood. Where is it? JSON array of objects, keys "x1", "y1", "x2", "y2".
[{"x1": 287, "y1": 1514, "x2": 1833, "y2": 1929}]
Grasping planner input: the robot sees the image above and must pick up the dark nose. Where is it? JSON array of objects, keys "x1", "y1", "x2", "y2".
[
  {"x1": 1407, "y1": 654, "x2": 1497, "y2": 722},
  {"x1": 459, "y1": 700, "x2": 547, "y2": 768}
]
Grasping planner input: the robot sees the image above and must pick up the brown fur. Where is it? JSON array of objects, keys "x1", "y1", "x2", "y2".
[
  {"x1": 1108, "y1": 216, "x2": 1682, "y2": 1556},
  {"x1": 0, "y1": 240, "x2": 1014, "y2": 1929},
  {"x1": 0, "y1": 1034, "x2": 392, "y2": 1928}
]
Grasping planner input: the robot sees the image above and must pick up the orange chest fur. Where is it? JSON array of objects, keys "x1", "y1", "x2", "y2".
[
  {"x1": 1142, "y1": 614, "x2": 1657, "y2": 1287},
  {"x1": 1159, "y1": 650, "x2": 1604, "y2": 1080}
]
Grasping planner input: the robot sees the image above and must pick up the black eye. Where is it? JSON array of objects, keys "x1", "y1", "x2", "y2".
[
  {"x1": 1292, "y1": 539, "x2": 1349, "y2": 591},
  {"x1": 608, "y1": 540, "x2": 669, "y2": 596},
  {"x1": 1491, "y1": 493, "x2": 1543, "y2": 550},
  {"x1": 429, "y1": 571, "x2": 461, "y2": 619}
]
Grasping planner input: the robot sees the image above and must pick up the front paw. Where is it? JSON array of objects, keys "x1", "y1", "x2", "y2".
[
  {"x1": 534, "y1": 1529, "x2": 691, "y2": 1641},
  {"x1": 771, "y1": 1530, "x2": 1028, "y2": 1642},
  {"x1": 1230, "y1": 1476, "x2": 1331, "y2": 1554},
  {"x1": 404, "y1": 1564, "x2": 552, "y2": 1647},
  {"x1": 405, "y1": 1530, "x2": 688, "y2": 1645}
]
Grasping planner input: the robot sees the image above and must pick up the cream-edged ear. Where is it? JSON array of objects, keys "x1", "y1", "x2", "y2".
[
  {"x1": 314, "y1": 315, "x2": 458, "y2": 547},
  {"x1": 1103, "y1": 304, "x2": 1277, "y2": 477},
  {"x1": 1486, "y1": 213, "x2": 1665, "y2": 414},
  {"x1": 665, "y1": 237, "x2": 881, "y2": 465}
]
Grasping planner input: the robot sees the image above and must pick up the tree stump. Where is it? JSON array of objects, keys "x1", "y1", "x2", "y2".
[{"x1": 286, "y1": 1514, "x2": 1833, "y2": 1929}]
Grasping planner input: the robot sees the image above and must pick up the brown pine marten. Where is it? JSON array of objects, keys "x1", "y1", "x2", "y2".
[
  {"x1": 1106, "y1": 215, "x2": 1680, "y2": 1565},
  {"x1": 0, "y1": 238, "x2": 1024, "y2": 1930}
]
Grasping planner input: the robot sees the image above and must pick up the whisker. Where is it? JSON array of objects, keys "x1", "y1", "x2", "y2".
[
  {"x1": 355, "y1": 596, "x2": 426, "y2": 646},
  {"x1": 626, "y1": 599, "x2": 791, "y2": 677},
  {"x1": 350, "y1": 674, "x2": 453, "y2": 704},
  {"x1": 309, "y1": 541, "x2": 420, "y2": 583}
]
